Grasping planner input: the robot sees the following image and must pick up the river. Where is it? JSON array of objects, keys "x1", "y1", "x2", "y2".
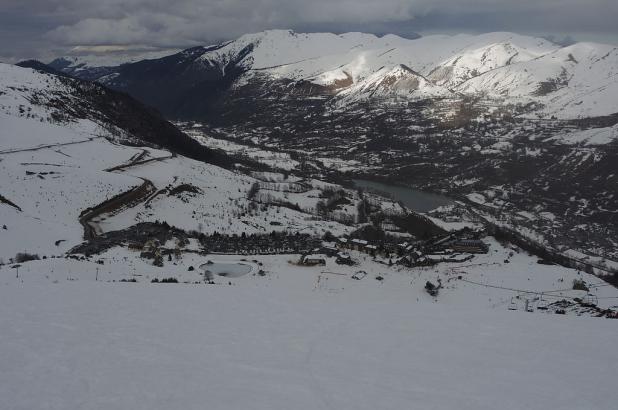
[{"x1": 353, "y1": 179, "x2": 453, "y2": 212}]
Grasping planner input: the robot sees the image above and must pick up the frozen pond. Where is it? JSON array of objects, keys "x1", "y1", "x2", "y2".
[
  {"x1": 353, "y1": 179, "x2": 453, "y2": 212},
  {"x1": 199, "y1": 262, "x2": 252, "y2": 278}
]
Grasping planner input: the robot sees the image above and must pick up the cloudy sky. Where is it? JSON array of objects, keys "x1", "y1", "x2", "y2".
[{"x1": 1, "y1": 0, "x2": 617, "y2": 62}]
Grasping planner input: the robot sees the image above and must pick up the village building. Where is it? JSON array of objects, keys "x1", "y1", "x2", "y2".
[
  {"x1": 127, "y1": 241, "x2": 144, "y2": 251},
  {"x1": 426, "y1": 254, "x2": 446, "y2": 263},
  {"x1": 350, "y1": 238, "x2": 368, "y2": 251},
  {"x1": 383, "y1": 243, "x2": 399, "y2": 255},
  {"x1": 320, "y1": 243, "x2": 339, "y2": 257},
  {"x1": 380, "y1": 218, "x2": 402, "y2": 232},
  {"x1": 365, "y1": 244, "x2": 378, "y2": 256},
  {"x1": 336, "y1": 252, "x2": 354, "y2": 265},
  {"x1": 396, "y1": 255, "x2": 414, "y2": 267},
  {"x1": 449, "y1": 239, "x2": 489, "y2": 254},
  {"x1": 302, "y1": 254, "x2": 327, "y2": 266},
  {"x1": 415, "y1": 256, "x2": 435, "y2": 266}
]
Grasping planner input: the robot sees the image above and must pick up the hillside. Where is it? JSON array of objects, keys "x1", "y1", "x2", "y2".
[
  {"x1": 458, "y1": 42, "x2": 618, "y2": 118},
  {"x1": 47, "y1": 31, "x2": 618, "y2": 267},
  {"x1": 0, "y1": 63, "x2": 355, "y2": 260},
  {"x1": 2, "y1": 50, "x2": 618, "y2": 410},
  {"x1": 0, "y1": 62, "x2": 233, "y2": 166}
]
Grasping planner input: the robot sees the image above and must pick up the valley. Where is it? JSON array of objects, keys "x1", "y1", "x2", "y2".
[
  {"x1": 1, "y1": 28, "x2": 618, "y2": 410},
  {"x1": 182, "y1": 116, "x2": 618, "y2": 277},
  {"x1": 46, "y1": 30, "x2": 617, "y2": 274}
]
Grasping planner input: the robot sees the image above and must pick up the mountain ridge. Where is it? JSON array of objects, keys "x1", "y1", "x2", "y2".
[{"x1": 46, "y1": 30, "x2": 617, "y2": 120}]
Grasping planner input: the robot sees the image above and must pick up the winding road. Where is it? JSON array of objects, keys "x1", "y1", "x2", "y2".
[
  {"x1": 78, "y1": 178, "x2": 156, "y2": 240},
  {"x1": 79, "y1": 149, "x2": 173, "y2": 239}
]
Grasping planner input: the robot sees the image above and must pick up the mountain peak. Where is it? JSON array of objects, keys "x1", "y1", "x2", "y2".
[{"x1": 41, "y1": 30, "x2": 618, "y2": 119}]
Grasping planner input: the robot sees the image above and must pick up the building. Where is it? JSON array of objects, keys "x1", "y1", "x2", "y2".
[
  {"x1": 381, "y1": 218, "x2": 402, "y2": 232},
  {"x1": 302, "y1": 254, "x2": 327, "y2": 266},
  {"x1": 365, "y1": 244, "x2": 378, "y2": 256},
  {"x1": 320, "y1": 243, "x2": 339, "y2": 257},
  {"x1": 336, "y1": 252, "x2": 354, "y2": 265},
  {"x1": 396, "y1": 255, "x2": 415, "y2": 267},
  {"x1": 450, "y1": 239, "x2": 489, "y2": 254},
  {"x1": 350, "y1": 239, "x2": 368, "y2": 251}
]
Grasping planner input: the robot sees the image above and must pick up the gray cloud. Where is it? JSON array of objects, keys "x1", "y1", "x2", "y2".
[{"x1": 1, "y1": 0, "x2": 617, "y2": 62}]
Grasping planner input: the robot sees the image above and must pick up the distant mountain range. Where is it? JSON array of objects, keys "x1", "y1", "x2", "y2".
[{"x1": 46, "y1": 30, "x2": 618, "y2": 120}]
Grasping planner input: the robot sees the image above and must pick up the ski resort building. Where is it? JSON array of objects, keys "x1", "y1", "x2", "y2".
[
  {"x1": 449, "y1": 239, "x2": 489, "y2": 254},
  {"x1": 302, "y1": 254, "x2": 327, "y2": 266}
]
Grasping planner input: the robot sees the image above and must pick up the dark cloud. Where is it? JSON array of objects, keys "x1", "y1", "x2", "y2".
[{"x1": 1, "y1": 0, "x2": 617, "y2": 62}]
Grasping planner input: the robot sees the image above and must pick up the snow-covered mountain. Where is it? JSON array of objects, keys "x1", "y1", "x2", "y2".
[
  {"x1": 457, "y1": 42, "x2": 618, "y2": 118},
  {"x1": 48, "y1": 48, "x2": 179, "y2": 80},
  {"x1": 427, "y1": 41, "x2": 554, "y2": 89},
  {"x1": 46, "y1": 29, "x2": 618, "y2": 119},
  {"x1": 335, "y1": 64, "x2": 453, "y2": 105}
]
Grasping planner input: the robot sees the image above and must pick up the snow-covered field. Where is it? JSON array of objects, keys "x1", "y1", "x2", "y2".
[
  {"x1": 96, "y1": 155, "x2": 353, "y2": 237},
  {"x1": 0, "y1": 117, "x2": 143, "y2": 260},
  {"x1": 2, "y1": 241, "x2": 618, "y2": 410},
  {"x1": 4, "y1": 236, "x2": 617, "y2": 309}
]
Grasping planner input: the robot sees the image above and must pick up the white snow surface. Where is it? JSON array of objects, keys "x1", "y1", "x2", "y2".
[
  {"x1": 1, "y1": 242, "x2": 618, "y2": 410},
  {"x1": 549, "y1": 124, "x2": 618, "y2": 145}
]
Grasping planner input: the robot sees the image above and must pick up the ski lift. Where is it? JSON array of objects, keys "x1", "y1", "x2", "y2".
[
  {"x1": 524, "y1": 297, "x2": 535, "y2": 312},
  {"x1": 508, "y1": 297, "x2": 518, "y2": 310},
  {"x1": 525, "y1": 301, "x2": 535, "y2": 312}
]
